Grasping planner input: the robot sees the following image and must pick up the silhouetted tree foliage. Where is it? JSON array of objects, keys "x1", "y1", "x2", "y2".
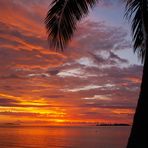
[{"x1": 45, "y1": 0, "x2": 98, "y2": 50}]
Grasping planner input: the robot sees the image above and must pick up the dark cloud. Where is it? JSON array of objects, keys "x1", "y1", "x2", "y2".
[
  {"x1": 89, "y1": 52, "x2": 107, "y2": 64},
  {"x1": 109, "y1": 51, "x2": 128, "y2": 64},
  {"x1": 0, "y1": 98, "x2": 19, "y2": 106},
  {"x1": 0, "y1": 74, "x2": 23, "y2": 79},
  {"x1": 81, "y1": 103, "x2": 135, "y2": 110},
  {"x1": 47, "y1": 69, "x2": 60, "y2": 76},
  {"x1": 43, "y1": 95, "x2": 64, "y2": 99},
  {"x1": 0, "y1": 111, "x2": 42, "y2": 117}
]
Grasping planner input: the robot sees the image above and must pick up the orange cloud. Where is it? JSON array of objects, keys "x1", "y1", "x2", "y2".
[{"x1": 0, "y1": 0, "x2": 142, "y2": 126}]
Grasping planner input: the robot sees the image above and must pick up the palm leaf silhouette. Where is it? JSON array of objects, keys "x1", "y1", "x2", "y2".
[
  {"x1": 45, "y1": 0, "x2": 98, "y2": 50},
  {"x1": 125, "y1": 0, "x2": 146, "y2": 62}
]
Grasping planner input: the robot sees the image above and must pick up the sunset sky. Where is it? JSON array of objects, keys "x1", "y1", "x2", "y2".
[{"x1": 0, "y1": 0, "x2": 143, "y2": 125}]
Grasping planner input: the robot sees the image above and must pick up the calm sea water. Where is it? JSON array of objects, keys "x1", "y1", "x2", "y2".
[{"x1": 0, "y1": 126, "x2": 130, "y2": 148}]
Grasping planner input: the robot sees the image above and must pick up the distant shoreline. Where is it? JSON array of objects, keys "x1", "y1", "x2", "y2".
[
  {"x1": 0, "y1": 124, "x2": 131, "y2": 128},
  {"x1": 96, "y1": 123, "x2": 130, "y2": 126},
  {"x1": 0, "y1": 122, "x2": 131, "y2": 127}
]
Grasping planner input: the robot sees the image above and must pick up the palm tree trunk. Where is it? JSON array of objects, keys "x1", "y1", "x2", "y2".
[
  {"x1": 127, "y1": 1, "x2": 148, "y2": 147},
  {"x1": 127, "y1": 46, "x2": 148, "y2": 147}
]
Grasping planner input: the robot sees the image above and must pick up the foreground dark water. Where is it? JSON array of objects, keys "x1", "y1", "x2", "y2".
[{"x1": 0, "y1": 126, "x2": 130, "y2": 148}]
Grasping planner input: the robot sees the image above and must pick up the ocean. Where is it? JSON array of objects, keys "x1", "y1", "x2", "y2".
[{"x1": 0, "y1": 126, "x2": 130, "y2": 148}]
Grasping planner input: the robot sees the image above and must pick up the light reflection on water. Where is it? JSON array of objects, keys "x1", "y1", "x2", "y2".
[{"x1": 0, "y1": 126, "x2": 130, "y2": 148}]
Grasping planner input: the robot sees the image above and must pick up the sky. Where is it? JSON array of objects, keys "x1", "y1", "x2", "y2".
[{"x1": 0, "y1": 0, "x2": 143, "y2": 126}]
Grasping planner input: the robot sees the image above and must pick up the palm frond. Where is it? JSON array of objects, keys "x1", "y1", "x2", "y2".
[
  {"x1": 45, "y1": 0, "x2": 98, "y2": 50},
  {"x1": 125, "y1": 0, "x2": 146, "y2": 62}
]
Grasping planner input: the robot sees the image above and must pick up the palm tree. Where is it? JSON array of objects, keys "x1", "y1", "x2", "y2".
[
  {"x1": 125, "y1": 0, "x2": 148, "y2": 147},
  {"x1": 45, "y1": 0, "x2": 148, "y2": 147}
]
